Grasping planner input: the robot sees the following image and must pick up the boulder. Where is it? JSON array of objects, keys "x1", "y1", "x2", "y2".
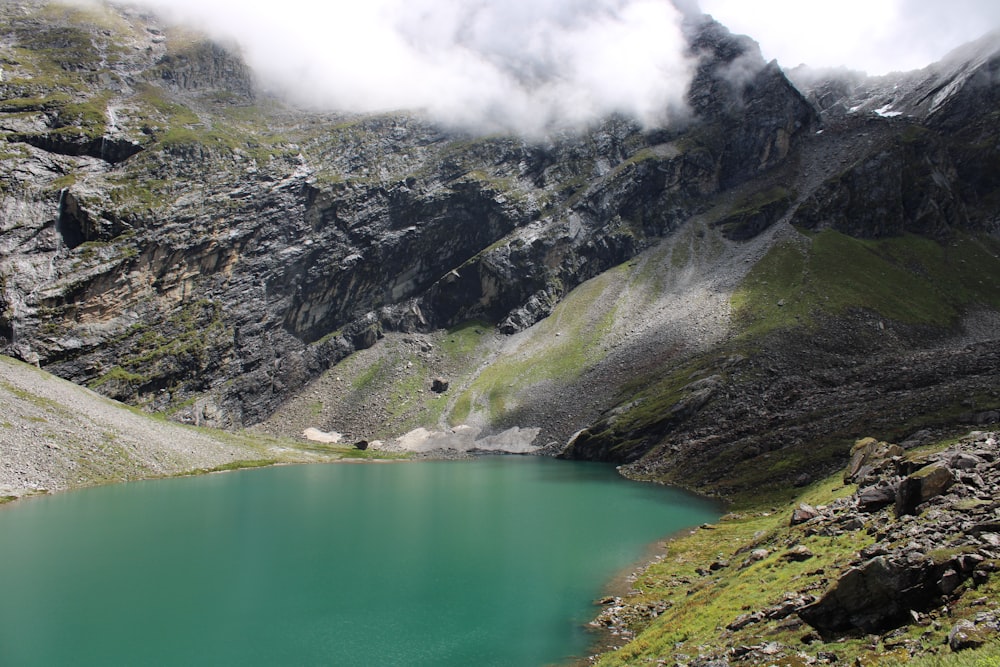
[
  {"x1": 895, "y1": 463, "x2": 954, "y2": 516},
  {"x1": 857, "y1": 480, "x2": 898, "y2": 513},
  {"x1": 937, "y1": 568, "x2": 962, "y2": 595},
  {"x1": 782, "y1": 545, "x2": 815, "y2": 562},
  {"x1": 948, "y1": 619, "x2": 990, "y2": 651},
  {"x1": 727, "y1": 611, "x2": 764, "y2": 631},
  {"x1": 798, "y1": 555, "x2": 938, "y2": 635},
  {"x1": 948, "y1": 452, "x2": 985, "y2": 470},
  {"x1": 790, "y1": 503, "x2": 820, "y2": 526},
  {"x1": 845, "y1": 437, "x2": 905, "y2": 485}
]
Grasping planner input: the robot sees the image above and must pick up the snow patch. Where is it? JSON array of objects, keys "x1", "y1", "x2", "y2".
[
  {"x1": 874, "y1": 104, "x2": 902, "y2": 118},
  {"x1": 389, "y1": 425, "x2": 541, "y2": 454},
  {"x1": 303, "y1": 427, "x2": 342, "y2": 443}
]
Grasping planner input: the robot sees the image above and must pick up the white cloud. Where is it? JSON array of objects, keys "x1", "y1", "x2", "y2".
[
  {"x1": 699, "y1": 0, "x2": 1000, "y2": 74},
  {"x1": 125, "y1": 0, "x2": 695, "y2": 136}
]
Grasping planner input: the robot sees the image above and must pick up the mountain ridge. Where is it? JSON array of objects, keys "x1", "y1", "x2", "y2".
[
  {"x1": 2, "y1": 2, "x2": 1000, "y2": 664},
  {"x1": 0, "y1": 0, "x2": 997, "y2": 497}
]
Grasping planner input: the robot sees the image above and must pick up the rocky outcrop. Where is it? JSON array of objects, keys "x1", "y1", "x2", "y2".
[
  {"x1": 684, "y1": 15, "x2": 818, "y2": 189},
  {"x1": 797, "y1": 433, "x2": 1000, "y2": 639},
  {"x1": 153, "y1": 41, "x2": 256, "y2": 100},
  {"x1": 8, "y1": 132, "x2": 144, "y2": 164},
  {"x1": 787, "y1": 31, "x2": 1000, "y2": 237},
  {"x1": 790, "y1": 129, "x2": 970, "y2": 239}
]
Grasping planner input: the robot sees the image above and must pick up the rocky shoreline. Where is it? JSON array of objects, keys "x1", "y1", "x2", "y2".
[{"x1": 587, "y1": 429, "x2": 1000, "y2": 666}]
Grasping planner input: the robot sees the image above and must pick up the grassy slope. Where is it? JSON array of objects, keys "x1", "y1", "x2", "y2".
[
  {"x1": 592, "y1": 229, "x2": 1000, "y2": 500},
  {"x1": 594, "y1": 437, "x2": 1000, "y2": 666},
  {"x1": 449, "y1": 263, "x2": 626, "y2": 426},
  {"x1": 578, "y1": 229, "x2": 1000, "y2": 663},
  {"x1": 264, "y1": 221, "x2": 729, "y2": 445},
  {"x1": 279, "y1": 223, "x2": 1000, "y2": 482},
  {"x1": 732, "y1": 230, "x2": 1000, "y2": 339},
  {"x1": 0, "y1": 355, "x2": 398, "y2": 500}
]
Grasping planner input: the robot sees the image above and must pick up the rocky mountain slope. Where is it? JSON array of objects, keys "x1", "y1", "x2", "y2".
[
  {"x1": 0, "y1": 0, "x2": 998, "y2": 502},
  {"x1": 2, "y1": 1, "x2": 1000, "y2": 664},
  {"x1": 592, "y1": 430, "x2": 1000, "y2": 666},
  {"x1": 0, "y1": 354, "x2": 354, "y2": 500}
]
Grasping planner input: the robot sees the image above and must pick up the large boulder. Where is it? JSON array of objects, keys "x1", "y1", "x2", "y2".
[
  {"x1": 798, "y1": 555, "x2": 945, "y2": 635},
  {"x1": 844, "y1": 437, "x2": 905, "y2": 485},
  {"x1": 895, "y1": 462, "x2": 955, "y2": 516}
]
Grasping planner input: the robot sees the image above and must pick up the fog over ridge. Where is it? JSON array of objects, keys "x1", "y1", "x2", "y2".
[
  {"x1": 120, "y1": 0, "x2": 696, "y2": 136},
  {"x1": 68, "y1": 0, "x2": 1000, "y2": 135}
]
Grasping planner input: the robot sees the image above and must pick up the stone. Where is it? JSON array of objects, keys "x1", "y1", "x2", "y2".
[
  {"x1": 949, "y1": 452, "x2": 986, "y2": 470},
  {"x1": 782, "y1": 545, "x2": 814, "y2": 562},
  {"x1": 727, "y1": 611, "x2": 763, "y2": 631},
  {"x1": 948, "y1": 619, "x2": 990, "y2": 651},
  {"x1": 857, "y1": 481, "x2": 898, "y2": 512},
  {"x1": 790, "y1": 503, "x2": 820, "y2": 526},
  {"x1": 937, "y1": 568, "x2": 962, "y2": 595},
  {"x1": 798, "y1": 556, "x2": 932, "y2": 635},
  {"x1": 895, "y1": 463, "x2": 954, "y2": 516},
  {"x1": 957, "y1": 553, "x2": 985, "y2": 573},
  {"x1": 845, "y1": 438, "x2": 904, "y2": 485}
]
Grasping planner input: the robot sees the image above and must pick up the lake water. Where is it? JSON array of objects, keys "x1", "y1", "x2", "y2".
[{"x1": 0, "y1": 457, "x2": 718, "y2": 666}]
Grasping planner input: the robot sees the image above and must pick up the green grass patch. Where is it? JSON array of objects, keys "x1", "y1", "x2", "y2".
[
  {"x1": 0, "y1": 378, "x2": 63, "y2": 412},
  {"x1": 87, "y1": 366, "x2": 148, "y2": 390},
  {"x1": 358, "y1": 322, "x2": 495, "y2": 436},
  {"x1": 107, "y1": 176, "x2": 171, "y2": 212},
  {"x1": 884, "y1": 643, "x2": 1000, "y2": 667},
  {"x1": 350, "y1": 355, "x2": 390, "y2": 395},
  {"x1": 439, "y1": 320, "x2": 492, "y2": 360},
  {"x1": 177, "y1": 459, "x2": 277, "y2": 477},
  {"x1": 47, "y1": 174, "x2": 77, "y2": 191},
  {"x1": 732, "y1": 230, "x2": 1000, "y2": 338},
  {"x1": 133, "y1": 82, "x2": 200, "y2": 126},
  {"x1": 55, "y1": 92, "x2": 113, "y2": 138},
  {"x1": 448, "y1": 271, "x2": 620, "y2": 424},
  {"x1": 596, "y1": 473, "x2": 869, "y2": 665}
]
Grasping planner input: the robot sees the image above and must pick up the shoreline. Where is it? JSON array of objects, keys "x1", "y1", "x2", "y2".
[{"x1": 568, "y1": 515, "x2": 725, "y2": 665}]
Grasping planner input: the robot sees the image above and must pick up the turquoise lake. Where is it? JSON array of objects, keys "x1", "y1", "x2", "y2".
[{"x1": 0, "y1": 457, "x2": 719, "y2": 666}]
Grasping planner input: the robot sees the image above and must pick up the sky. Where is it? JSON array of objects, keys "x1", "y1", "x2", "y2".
[
  {"x1": 700, "y1": 0, "x2": 1000, "y2": 74},
  {"x1": 116, "y1": 0, "x2": 1000, "y2": 134}
]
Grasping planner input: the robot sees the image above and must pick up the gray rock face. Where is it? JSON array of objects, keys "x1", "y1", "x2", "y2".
[
  {"x1": 0, "y1": 1, "x2": 997, "y2": 487},
  {"x1": 895, "y1": 462, "x2": 955, "y2": 516},
  {"x1": 0, "y1": 6, "x2": 819, "y2": 427}
]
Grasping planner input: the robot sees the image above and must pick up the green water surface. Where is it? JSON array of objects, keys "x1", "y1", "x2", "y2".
[{"x1": 0, "y1": 457, "x2": 718, "y2": 666}]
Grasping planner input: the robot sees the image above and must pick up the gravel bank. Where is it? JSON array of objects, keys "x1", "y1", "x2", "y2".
[{"x1": 0, "y1": 355, "x2": 287, "y2": 499}]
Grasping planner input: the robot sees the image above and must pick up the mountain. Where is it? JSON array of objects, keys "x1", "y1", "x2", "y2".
[
  {"x1": 3, "y1": 1, "x2": 1000, "y2": 664},
  {"x1": 1, "y1": 1, "x2": 998, "y2": 500}
]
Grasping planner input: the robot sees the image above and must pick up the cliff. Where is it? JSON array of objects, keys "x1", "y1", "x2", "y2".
[{"x1": 0, "y1": 1, "x2": 997, "y2": 503}]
